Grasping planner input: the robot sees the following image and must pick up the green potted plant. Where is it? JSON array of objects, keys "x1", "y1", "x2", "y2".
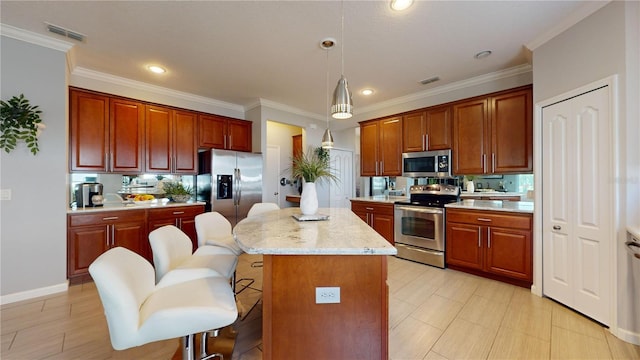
[
  {"x1": 0, "y1": 94, "x2": 44, "y2": 155},
  {"x1": 290, "y1": 147, "x2": 338, "y2": 215},
  {"x1": 161, "y1": 181, "x2": 193, "y2": 203}
]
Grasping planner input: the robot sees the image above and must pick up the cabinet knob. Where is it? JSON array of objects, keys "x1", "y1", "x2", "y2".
[{"x1": 553, "y1": 225, "x2": 561, "y2": 230}]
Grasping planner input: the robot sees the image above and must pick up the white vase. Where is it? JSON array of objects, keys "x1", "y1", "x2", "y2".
[
  {"x1": 466, "y1": 180, "x2": 475, "y2": 193},
  {"x1": 300, "y1": 181, "x2": 319, "y2": 215}
]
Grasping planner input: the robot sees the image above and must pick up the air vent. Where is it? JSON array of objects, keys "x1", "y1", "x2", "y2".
[
  {"x1": 420, "y1": 76, "x2": 440, "y2": 85},
  {"x1": 46, "y1": 23, "x2": 85, "y2": 42}
]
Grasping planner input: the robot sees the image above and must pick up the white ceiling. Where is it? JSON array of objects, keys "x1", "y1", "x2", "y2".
[{"x1": 1, "y1": 1, "x2": 606, "y2": 127}]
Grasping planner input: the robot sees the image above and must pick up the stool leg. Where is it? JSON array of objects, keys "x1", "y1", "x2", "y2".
[
  {"x1": 181, "y1": 334, "x2": 196, "y2": 360},
  {"x1": 200, "y1": 331, "x2": 209, "y2": 358}
]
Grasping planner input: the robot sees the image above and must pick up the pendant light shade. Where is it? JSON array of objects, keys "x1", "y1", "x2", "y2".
[
  {"x1": 331, "y1": 75, "x2": 353, "y2": 119},
  {"x1": 321, "y1": 128, "x2": 334, "y2": 149}
]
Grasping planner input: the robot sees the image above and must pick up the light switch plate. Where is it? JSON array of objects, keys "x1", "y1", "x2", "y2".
[
  {"x1": 0, "y1": 189, "x2": 11, "y2": 201},
  {"x1": 315, "y1": 287, "x2": 340, "y2": 304}
]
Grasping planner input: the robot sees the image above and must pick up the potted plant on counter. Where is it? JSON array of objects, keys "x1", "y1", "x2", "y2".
[
  {"x1": 290, "y1": 147, "x2": 338, "y2": 215},
  {"x1": 161, "y1": 182, "x2": 193, "y2": 203}
]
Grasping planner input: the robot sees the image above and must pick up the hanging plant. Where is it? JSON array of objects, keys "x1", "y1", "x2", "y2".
[{"x1": 0, "y1": 94, "x2": 44, "y2": 155}]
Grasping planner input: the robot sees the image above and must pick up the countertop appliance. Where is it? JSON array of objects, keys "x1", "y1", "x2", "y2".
[
  {"x1": 74, "y1": 182, "x2": 104, "y2": 207},
  {"x1": 402, "y1": 149, "x2": 452, "y2": 178},
  {"x1": 196, "y1": 149, "x2": 263, "y2": 226},
  {"x1": 394, "y1": 184, "x2": 460, "y2": 268},
  {"x1": 370, "y1": 176, "x2": 388, "y2": 196}
]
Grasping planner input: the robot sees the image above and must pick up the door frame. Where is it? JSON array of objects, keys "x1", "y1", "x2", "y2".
[{"x1": 534, "y1": 75, "x2": 619, "y2": 332}]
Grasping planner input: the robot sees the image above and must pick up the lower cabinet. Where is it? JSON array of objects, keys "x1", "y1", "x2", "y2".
[
  {"x1": 67, "y1": 210, "x2": 147, "y2": 280},
  {"x1": 147, "y1": 206, "x2": 204, "y2": 252},
  {"x1": 351, "y1": 201, "x2": 394, "y2": 244},
  {"x1": 445, "y1": 208, "x2": 532, "y2": 287},
  {"x1": 67, "y1": 205, "x2": 205, "y2": 282}
]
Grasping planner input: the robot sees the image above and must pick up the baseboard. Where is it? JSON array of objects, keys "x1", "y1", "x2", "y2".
[
  {"x1": 0, "y1": 281, "x2": 69, "y2": 305},
  {"x1": 614, "y1": 327, "x2": 640, "y2": 346}
]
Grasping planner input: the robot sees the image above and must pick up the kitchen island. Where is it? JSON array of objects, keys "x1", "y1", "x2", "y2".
[{"x1": 233, "y1": 207, "x2": 396, "y2": 360}]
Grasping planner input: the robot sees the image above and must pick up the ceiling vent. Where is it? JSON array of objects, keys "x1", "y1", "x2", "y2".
[
  {"x1": 419, "y1": 76, "x2": 440, "y2": 85},
  {"x1": 46, "y1": 23, "x2": 85, "y2": 42}
]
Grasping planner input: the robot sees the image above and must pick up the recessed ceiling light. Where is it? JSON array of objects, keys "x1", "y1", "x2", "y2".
[
  {"x1": 148, "y1": 65, "x2": 166, "y2": 74},
  {"x1": 361, "y1": 89, "x2": 374, "y2": 96},
  {"x1": 390, "y1": 0, "x2": 414, "y2": 11},
  {"x1": 474, "y1": 50, "x2": 492, "y2": 59}
]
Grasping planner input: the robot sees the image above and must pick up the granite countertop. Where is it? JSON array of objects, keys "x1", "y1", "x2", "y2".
[
  {"x1": 445, "y1": 199, "x2": 534, "y2": 213},
  {"x1": 67, "y1": 200, "x2": 205, "y2": 213},
  {"x1": 350, "y1": 195, "x2": 409, "y2": 204},
  {"x1": 233, "y1": 207, "x2": 397, "y2": 255},
  {"x1": 460, "y1": 191, "x2": 523, "y2": 198}
]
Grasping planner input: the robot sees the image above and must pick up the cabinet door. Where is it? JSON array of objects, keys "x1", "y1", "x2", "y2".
[
  {"x1": 445, "y1": 222, "x2": 484, "y2": 270},
  {"x1": 145, "y1": 105, "x2": 172, "y2": 173},
  {"x1": 379, "y1": 117, "x2": 402, "y2": 176},
  {"x1": 372, "y1": 213, "x2": 394, "y2": 245},
  {"x1": 69, "y1": 90, "x2": 109, "y2": 171},
  {"x1": 68, "y1": 225, "x2": 109, "y2": 277},
  {"x1": 173, "y1": 110, "x2": 198, "y2": 174},
  {"x1": 110, "y1": 98, "x2": 144, "y2": 172},
  {"x1": 490, "y1": 88, "x2": 533, "y2": 173},
  {"x1": 425, "y1": 106, "x2": 452, "y2": 150},
  {"x1": 112, "y1": 221, "x2": 147, "y2": 261},
  {"x1": 360, "y1": 121, "x2": 379, "y2": 176},
  {"x1": 452, "y1": 98, "x2": 488, "y2": 175},
  {"x1": 402, "y1": 111, "x2": 426, "y2": 153},
  {"x1": 199, "y1": 114, "x2": 227, "y2": 149},
  {"x1": 228, "y1": 119, "x2": 252, "y2": 152},
  {"x1": 485, "y1": 227, "x2": 532, "y2": 281}
]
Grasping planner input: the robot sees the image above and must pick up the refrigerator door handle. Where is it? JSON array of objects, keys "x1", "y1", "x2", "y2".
[
  {"x1": 233, "y1": 168, "x2": 239, "y2": 205},
  {"x1": 237, "y1": 168, "x2": 242, "y2": 204}
]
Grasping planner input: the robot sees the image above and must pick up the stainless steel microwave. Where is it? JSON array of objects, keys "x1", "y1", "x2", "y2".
[{"x1": 402, "y1": 149, "x2": 452, "y2": 178}]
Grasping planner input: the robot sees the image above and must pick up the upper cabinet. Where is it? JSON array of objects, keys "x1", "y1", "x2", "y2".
[
  {"x1": 70, "y1": 89, "x2": 144, "y2": 173},
  {"x1": 360, "y1": 116, "x2": 403, "y2": 176},
  {"x1": 145, "y1": 105, "x2": 198, "y2": 174},
  {"x1": 402, "y1": 106, "x2": 452, "y2": 153},
  {"x1": 199, "y1": 114, "x2": 252, "y2": 152},
  {"x1": 452, "y1": 86, "x2": 532, "y2": 175}
]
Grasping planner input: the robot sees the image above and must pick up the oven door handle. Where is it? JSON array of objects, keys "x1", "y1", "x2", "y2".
[{"x1": 395, "y1": 205, "x2": 443, "y2": 214}]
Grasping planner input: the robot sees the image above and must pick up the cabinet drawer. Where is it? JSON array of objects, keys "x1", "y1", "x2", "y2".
[
  {"x1": 446, "y1": 209, "x2": 531, "y2": 230},
  {"x1": 350, "y1": 201, "x2": 394, "y2": 216},
  {"x1": 148, "y1": 205, "x2": 204, "y2": 220},
  {"x1": 68, "y1": 210, "x2": 146, "y2": 227}
]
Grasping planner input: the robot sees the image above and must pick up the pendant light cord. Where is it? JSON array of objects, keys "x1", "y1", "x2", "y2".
[
  {"x1": 340, "y1": 0, "x2": 345, "y2": 76},
  {"x1": 326, "y1": 49, "x2": 330, "y2": 127}
]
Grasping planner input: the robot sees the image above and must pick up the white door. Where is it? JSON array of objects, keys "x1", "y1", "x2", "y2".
[
  {"x1": 329, "y1": 149, "x2": 354, "y2": 208},
  {"x1": 542, "y1": 85, "x2": 611, "y2": 325},
  {"x1": 265, "y1": 145, "x2": 281, "y2": 206}
]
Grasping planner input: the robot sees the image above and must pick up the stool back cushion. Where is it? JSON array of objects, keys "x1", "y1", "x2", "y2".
[
  {"x1": 89, "y1": 247, "x2": 155, "y2": 349},
  {"x1": 194, "y1": 212, "x2": 233, "y2": 247},
  {"x1": 149, "y1": 225, "x2": 194, "y2": 283},
  {"x1": 247, "y1": 202, "x2": 280, "y2": 217}
]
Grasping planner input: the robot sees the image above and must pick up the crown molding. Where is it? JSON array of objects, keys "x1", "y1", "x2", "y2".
[
  {"x1": 247, "y1": 98, "x2": 324, "y2": 121},
  {"x1": 525, "y1": 1, "x2": 610, "y2": 51},
  {"x1": 356, "y1": 63, "x2": 533, "y2": 115},
  {"x1": 72, "y1": 67, "x2": 245, "y2": 113},
  {"x1": 0, "y1": 23, "x2": 73, "y2": 52}
]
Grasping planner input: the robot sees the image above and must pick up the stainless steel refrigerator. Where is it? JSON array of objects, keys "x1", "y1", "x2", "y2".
[{"x1": 196, "y1": 149, "x2": 263, "y2": 226}]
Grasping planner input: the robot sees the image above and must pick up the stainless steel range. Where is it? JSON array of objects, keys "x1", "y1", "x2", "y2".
[{"x1": 394, "y1": 184, "x2": 460, "y2": 268}]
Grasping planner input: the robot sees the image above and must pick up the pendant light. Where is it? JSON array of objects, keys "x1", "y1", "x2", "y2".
[
  {"x1": 331, "y1": 0, "x2": 353, "y2": 119},
  {"x1": 321, "y1": 41, "x2": 334, "y2": 149}
]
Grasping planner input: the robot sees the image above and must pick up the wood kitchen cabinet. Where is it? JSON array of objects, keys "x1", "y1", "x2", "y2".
[
  {"x1": 351, "y1": 201, "x2": 394, "y2": 244},
  {"x1": 359, "y1": 117, "x2": 402, "y2": 176},
  {"x1": 452, "y1": 85, "x2": 532, "y2": 175},
  {"x1": 147, "y1": 205, "x2": 205, "y2": 252},
  {"x1": 445, "y1": 208, "x2": 532, "y2": 287},
  {"x1": 402, "y1": 106, "x2": 452, "y2": 153},
  {"x1": 199, "y1": 114, "x2": 252, "y2": 152},
  {"x1": 69, "y1": 89, "x2": 144, "y2": 172},
  {"x1": 67, "y1": 210, "x2": 147, "y2": 281},
  {"x1": 145, "y1": 105, "x2": 198, "y2": 174}
]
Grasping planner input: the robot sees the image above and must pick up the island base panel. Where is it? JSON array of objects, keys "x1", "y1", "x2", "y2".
[{"x1": 262, "y1": 254, "x2": 389, "y2": 360}]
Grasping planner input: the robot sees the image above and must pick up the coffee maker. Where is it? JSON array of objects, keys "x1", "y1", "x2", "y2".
[{"x1": 75, "y1": 182, "x2": 104, "y2": 207}]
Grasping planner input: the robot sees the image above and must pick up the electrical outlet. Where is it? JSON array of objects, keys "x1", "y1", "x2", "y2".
[{"x1": 315, "y1": 287, "x2": 340, "y2": 304}]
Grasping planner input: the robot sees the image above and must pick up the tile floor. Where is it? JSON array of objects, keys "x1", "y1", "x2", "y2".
[{"x1": 1, "y1": 254, "x2": 639, "y2": 359}]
